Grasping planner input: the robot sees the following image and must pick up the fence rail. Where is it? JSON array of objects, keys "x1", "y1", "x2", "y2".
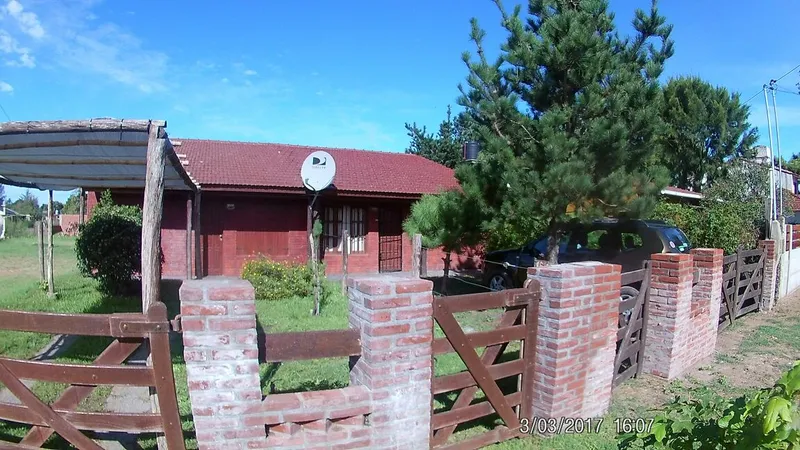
[
  {"x1": 719, "y1": 247, "x2": 765, "y2": 330},
  {"x1": 260, "y1": 329, "x2": 361, "y2": 363}
]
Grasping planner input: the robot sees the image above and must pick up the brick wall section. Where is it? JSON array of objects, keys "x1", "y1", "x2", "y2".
[
  {"x1": 180, "y1": 279, "x2": 267, "y2": 450},
  {"x1": 642, "y1": 253, "x2": 695, "y2": 380},
  {"x1": 759, "y1": 240, "x2": 777, "y2": 311},
  {"x1": 347, "y1": 275, "x2": 434, "y2": 449},
  {"x1": 687, "y1": 249, "x2": 724, "y2": 370},
  {"x1": 526, "y1": 262, "x2": 619, "y2": 419}
]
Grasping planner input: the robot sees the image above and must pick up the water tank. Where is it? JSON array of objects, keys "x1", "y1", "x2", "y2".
[{"x1": 463, "y1": 141, "x2": 480, "y2": 162}]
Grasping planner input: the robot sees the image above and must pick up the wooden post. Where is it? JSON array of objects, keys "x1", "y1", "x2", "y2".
[
  {"x1": 307, "y1": 197, "x2": 313, "y2": 260},
  {"x1": 46, "y1": 190, "x2": 55, "y2": 298},
  {"x1": 411, "y1": 234, "x2": 422, "y2": 278},
  {"x1": 310, "y1": 232, "x2": 320, "y2": 315},
  {"x1": 733, "y1": 248, "x2": 743, "y2": 320},
  {"x1": 78, "y1": 188, "x2": 85, "y2": 226},
  {"x1": 186, "y1": 194, "x2": 192, "y2": 280},
  {"x1": 194, "y1": 191, "x2": 202, "y2": 279},
  {"x1": 141, "y1": 121, "x2": 167, "y2": 312},
  {"x1": 341, "y1": 230, "x2": 349, "y2": 295},
  {"x1": 442, "y1": 251, "x2": 451, "y2": 296},
  {"x1": 421, "y1": 247, "x2": 428, "y2": 278},
  {"x1": 35, "y1": 221, "x2": 45, "y2": 283}
]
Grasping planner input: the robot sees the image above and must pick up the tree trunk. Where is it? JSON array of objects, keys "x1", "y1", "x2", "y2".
[
  {"x1": 442, "y1": 251, "x2": 452, "y2": 296},
  {"x1": 546, "y1": 232, "x2": 560, "y2": 265}
]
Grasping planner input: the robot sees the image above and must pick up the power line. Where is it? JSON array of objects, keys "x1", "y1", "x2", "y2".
[
  {"x1": 771, "y1": 85, "x2": 800, "y2": 96},
  {"x1": 0, "y1": 102, "x2": 10, "y2": 121},
  {"x1": 743, "y1": 63, "x2": 800, "y2": 105},
  {"x1": 772, "y1": 63, "x2": 800, "y2": 84},
  {"x1": 743, "y1": 89, "x2": 763, "y2": 105}
]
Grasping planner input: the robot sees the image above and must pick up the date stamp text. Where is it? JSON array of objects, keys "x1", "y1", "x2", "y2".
[{"x1": 520, "y1": 417, "x2": 604, "y2": 434}]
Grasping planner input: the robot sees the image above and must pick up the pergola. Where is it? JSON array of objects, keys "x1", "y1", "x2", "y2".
[{"x1": 0, "y1": 119, "x2": 200, "y2": 311}]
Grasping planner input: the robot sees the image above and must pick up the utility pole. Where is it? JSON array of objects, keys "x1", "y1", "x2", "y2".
[
  {"x1": 763, "y1": 85, "x2": 777, "y2": 221},
  {"x1": 770, "y1": 81, "x2": 785, "y2": 217}
]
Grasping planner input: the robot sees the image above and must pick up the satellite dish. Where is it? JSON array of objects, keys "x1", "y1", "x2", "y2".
[{"x1": 300, "y1": 150, "x2": 336, "y2": 191}]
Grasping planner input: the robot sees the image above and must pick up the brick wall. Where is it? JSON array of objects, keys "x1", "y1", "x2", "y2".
[
  {"x1": 687, "y1": 249, "x2": 724, "y2": 371},
  {"x1": 527, "y1": 262, "x2": 619, "y2": 419}
]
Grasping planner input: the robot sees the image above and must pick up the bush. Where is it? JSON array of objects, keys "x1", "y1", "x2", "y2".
[
  {"x1": 241, "y1": 257, "x2": 317, "y2": 301},
  {"x1": 619, "y1": 361, "x2": 800, "y2": 449},
  {"x1": 650, "y1": 201, "x2": 759, "y2": 255},
  {"x1": 75, "y1": 191, "x2": 142, "y2": 294},
  {"x1": 3, "y1": 218, "x2": 34, "y2": 238}
]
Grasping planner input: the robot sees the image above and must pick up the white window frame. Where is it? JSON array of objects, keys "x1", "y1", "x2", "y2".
[{"x1": 324, "y1": 205, "x2": 366, "y2": 254}]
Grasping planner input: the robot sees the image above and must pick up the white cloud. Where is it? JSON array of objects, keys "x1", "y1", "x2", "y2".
[
  {"x1": 243, "y1": 69, "x2": 257, "y2": 76},
  {"x1": 0, "y1": 30, "x2": 35, "y2": 67},
  {"x1": 221, "y1": 77, "x2": 229, "y2": 83},
  {"x1": 4, "y1": 0, "x2": 45, "y2": 39},
  {"x1": 0, "y1": 81, "x2": 12, "y2": 92}
]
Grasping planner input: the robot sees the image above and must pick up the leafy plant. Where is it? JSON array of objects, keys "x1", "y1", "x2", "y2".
[
  {"x1": 619, "y1": 361, "x2": 800, "y2": 449},
  {"x1": 74, "y1": 190, "x2": 143, "y2": 295},
  {"x1": 241, "y1": 257, "x2": 330, "y2": 302}
]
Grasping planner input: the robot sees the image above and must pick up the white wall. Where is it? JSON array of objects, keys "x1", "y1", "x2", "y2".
[{"x1": 780, "y1": 248, "x2": 800, "y2": 297}]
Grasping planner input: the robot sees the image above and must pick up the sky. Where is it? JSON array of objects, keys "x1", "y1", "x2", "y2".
[{"x1": 1, "y1": 0, "x2": 799, "y2": 204}]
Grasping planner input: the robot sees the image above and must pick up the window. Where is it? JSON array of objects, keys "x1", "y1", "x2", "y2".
[
  {"x1": 621, "y1": 232, "x2": 643, "y2": 250},
  {"x1": 323, "y1": 206, "x2": 366, "y2": 253}
]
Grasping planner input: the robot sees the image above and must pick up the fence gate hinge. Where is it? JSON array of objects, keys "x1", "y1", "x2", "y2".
[{"x1": 170, "y1": 315, "x2": 182, "y2": 333}]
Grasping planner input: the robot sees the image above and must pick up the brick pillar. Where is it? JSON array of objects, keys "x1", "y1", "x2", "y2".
[
  {"x1": 759, "y1": 239, "x2": 777, "y2": 311},
  {"x1": 180, "y1": 279, "x2": 267, "y2": 450},
  {"x1": 642, "y1": 253, "x2": 694, "y2": 380},
  {"x1": 688, "y1": 249, "x2": 724, "y2": 369},
  {"x1": 526, "y1": 262, "x2": 619, "y2": 418},
  {"x1": 347, "y1": 275, "x2": 434, "y2": 450}
]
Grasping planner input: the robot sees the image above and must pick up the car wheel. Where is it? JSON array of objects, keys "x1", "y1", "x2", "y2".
[
  {"x1": 619, "y1": 286, "x2": 639, "y2": 327},
  {"x1": 488, "y1": 272, "x2": 513, "y2": 291}
]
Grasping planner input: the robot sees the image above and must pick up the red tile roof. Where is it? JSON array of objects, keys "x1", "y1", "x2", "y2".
[{"x1": 176, "y1": 139, "x2": 459, "y2": 196}]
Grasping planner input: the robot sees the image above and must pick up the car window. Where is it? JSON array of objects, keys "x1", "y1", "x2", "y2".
[
  {"x1": 621, "y1": 232, "x2": 643, "y2": 250},
  {"x1": 533, "y1": 234, "x2": 570, "y2": 255},
  {"x1": 586, "y1": 230, "x2": 607, "y2": 250},
  {"x1": 661, "y1": 227, "x2": 691, "y2": 253}
]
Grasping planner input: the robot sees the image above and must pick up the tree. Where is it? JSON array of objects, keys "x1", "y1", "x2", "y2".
[
  {"x1": 660, "y1": 76, "x2": 758, "y2": 191},
  {"x1": 63, "y1": 191, "x2": 83, "y2": 214},
  {"x1": 9, "y1": 190, "x2": 41, "y2": 219},
  {"x1": 786, "y1": 154, "x2": 800, "y2": 175},
  {"x1": 405, "y1": 106, "x2": 477, "y2": 168},
  {"x1": 455, "y1": 0, "x2": 674, "y2": 263}
]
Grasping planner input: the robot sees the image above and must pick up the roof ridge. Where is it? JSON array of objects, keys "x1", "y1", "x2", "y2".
[{"x1": 174, "y1": 137, "x2": 426, "y2": 157}]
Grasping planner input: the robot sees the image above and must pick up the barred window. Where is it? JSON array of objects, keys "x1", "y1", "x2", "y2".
[{"x1": 323, "y1": 205, "x2": 366, "y2": 253}]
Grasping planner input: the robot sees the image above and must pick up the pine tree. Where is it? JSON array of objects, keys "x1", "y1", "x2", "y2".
[
  {"x1": 456, "y1": 0, "x2": 674, "y2": 263},
  {"x1": 661, "y1": 76, "x2": 758, "y2": 191},
  {"x1": 404, "y1": 106, "x2": 477, "y2": 168}
]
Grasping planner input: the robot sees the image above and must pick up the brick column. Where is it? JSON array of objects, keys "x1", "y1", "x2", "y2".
[
  {"x1": 526, "y1": 262, "x2": 619, "y2": 418},
  {"x1": 180, "y1": 279, "x2": 267, "y2": 450},
  {"x1": 347, "y1": 275, "x2": 434, "y2": 450},
  {"x1": 642, "y1": 253, "x2": 694, "y2": 380},
  {"x1": 759, "y1": 240, "x2": 777, "y2": 311},
  {"x1": 688, "y1": 249, "x2": 724, "y2": 369}
]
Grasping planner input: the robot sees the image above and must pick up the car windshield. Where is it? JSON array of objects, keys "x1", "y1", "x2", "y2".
[{"x1": 661, "y1": 227, "x2": 691, "y2": 253}]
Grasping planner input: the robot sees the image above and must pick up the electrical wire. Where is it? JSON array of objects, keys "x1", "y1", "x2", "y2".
[
  {"x1": 772, "y1": 63, "x2": 800, "y2": 84},
  {"x1": 0, "y1": 102, "x2": 10, "y2": 121}
]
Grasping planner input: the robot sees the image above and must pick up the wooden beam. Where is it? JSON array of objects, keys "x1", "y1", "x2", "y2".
[
  {"x1": 0, "y1": 141, "x2": 146, "y2": 151},
  {"x1": 193, "y1": 191, "x2": 202, "y2": 279},
  {"x1": 0, "y1": 157, "x2": 146, "y2": 164},
  {"x1": 341, "y1": 230, "x2": 349, "y2": 296},
  {"x1": 0, "y1": 119, "x2": 154, "y2": 134},
  {"x1": 47, "y1": 190, "x2": 54, "y2": 298},
  {"x1": 411, "y1": 234, "x2": 422, "y2": 278},
  {"x1": 186, "y1": 194, "x2": 192, "y2": 280},
  {"x1": 140, "y1": 122, "x2": 167, "y2": 312},
  {"x1": 1, "y1": 172, "x2": 185, "y2": 182}
]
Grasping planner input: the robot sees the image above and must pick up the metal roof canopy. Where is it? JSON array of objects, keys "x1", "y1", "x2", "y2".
[{"x1": 0, "y1": 119, "x2": 198, "y2": 191}]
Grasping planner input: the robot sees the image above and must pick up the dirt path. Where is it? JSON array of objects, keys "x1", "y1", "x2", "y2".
[{"x1": 612, "y1": 290, "x2": 800, "y2": 416}]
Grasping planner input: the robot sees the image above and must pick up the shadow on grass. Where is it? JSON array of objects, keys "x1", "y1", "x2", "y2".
[{"x1": 425, "y1": 275, "x2": 491, "y2": 297}]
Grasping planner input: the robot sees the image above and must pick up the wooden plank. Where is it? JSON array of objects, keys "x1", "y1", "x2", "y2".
[
  {"x1": 435, "y1": 425, "x2": 518, "y2": 450},
  {"x1": 421, "y1": 247, "x2": 428, "y2": 277},
  {"x1": 614, "y1": 274, "x2": 648, "y2": 375},
  {"x1": 78, "y1": 188, "x2": 85, "y2": 226},
  {"x1": 742, "y1": 288, "x2": 762, "y2": 303},
  {"x1": 140, "y1": 123, "x2": 167, "y2": 312},
  {"x1": 621, "y1": 269, "x2": 646, "y2": 286},
  {"x1": 0, "y1": 310, "x2": 156, "y2": 337},
  {"x1": 186, "y1": 194, "x2": 192, "y2": 280},
  {"x1": 740, "y1": 249, "x2": 763, "y2": 258},
  {"x1": 433, "y1": 301, "x2": 520, "y2": 432},
  {"x1": 432, "y1": 391, "x2": 522, "y2": 431},
  {"x1": 0, "y1": 361, "x2": 103, "y2": 449},
  {"x1": 619, "y1": 296, "x2": 638, "y2": 313},
  {"x1": 0, "y1": 402, "x2": 163, "y2": 433},
  {"x1": 732, "y1": 249, "x2": 743, "y2": 323},
  {"x1": 35, "y1": 221, "x2": 44, "y2": 283},
  {"x1": 617, "y1": 318, "x2": 642, "y2": 341},
  {"x1": 723, "y1": 254, "x2": 737, "y2": 265},
  {"x1": 433, "y1": 359, "x2": 525, "y2": 395},
  {"x1": 261, "y1": 329, "x2": 361, "y2": 362},
  {"x1": 737, "y1": 302, "x2": 760, "y2": 316},
  {"x1": 20, "y1": 339, "x2": 142, "y2": 446},
  {"x1": 436, "y1": 289, "x2": 533, "y2": 313},
  {"x1": 613, "y1": 362, "x2": 639, "y2": 388},
  {"x1": 635, "y1": 265, "x2": 651, "y2": 378},
  {"x1": 46, "y1": 191, "x2": 54, "y2": 297},
  {"x1": 148, "y1": 302, "x2": 187, "y2": 450},
  {"x1": 431, "y1": 308, "x2": 521, "y2": 446},
  {"x1": 519, "y1": 281, "x2": 539, "y2": 421},
  {"x1": 342, "y1": 229, "x2": 349, "y2": 296},
  {"x1": 193, "y1": 191, "x2": 202, "y2": 279},
  {"x1": 740, "y1": 262, "x2": 762, "y2": 273},
  {"x1": 432, "y1": 324, "x2": 526, "y2": 356},
  {"x1": 0, "y1": 358, "x2": 154, "y2": 386},
  {"x1": 0, "y1": 156, "x2": 146, "y2": 164},
  {"x1": 616, "y1": 340, "x2": 642, "y2": 364}
]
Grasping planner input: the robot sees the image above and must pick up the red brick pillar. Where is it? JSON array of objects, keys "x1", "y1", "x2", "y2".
[
  {"x1": 642, "y1": 253, "x2": 694, "y2": 380},
  {"x1": 526, "y1": 262, "x2": 620, "y2": 418},
  {"x1": 347, "y1": 275, "x2": 434, "y2": 449},
  {"x1": 688, "y1": 248, "x2": 724, "y2": 369},
  {"x1": 759, "y1": 240, "x2": 777, "y2": 311},
  {"x1": 180, "y1": 279, "x2": 267, "y2": 450}
]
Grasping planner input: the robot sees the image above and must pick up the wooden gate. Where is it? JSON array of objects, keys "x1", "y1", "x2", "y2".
[
  {"x1": 719, "y1": 248, "x2": 765, "y2": 330},
  {"x1": 614, "y1": 263, "x2": 651, "y2": 388},
  {"x1": 378, "y1": 208, "x2": 403, "y2": 273},
  {"x1": 430, "y1": 284, "x2": 539, "y2": 449},
  {"x1": 0, "y1": 302, "x2": 185, "y2": 449}
]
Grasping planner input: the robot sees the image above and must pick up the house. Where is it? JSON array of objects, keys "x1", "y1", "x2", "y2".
[
  {"x1": 87, "y1": 139, "x2": 474, "y2": 278},
  {"x1": 660, "y1": 186, "x2": 703, "y2": 204}
]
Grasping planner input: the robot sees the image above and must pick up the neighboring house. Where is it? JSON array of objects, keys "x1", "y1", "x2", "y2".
[
  {"x1": 660, "y1": 186, "x2": 703, "y2": 204},
  {"x1": 87, "y1": 139, "x2": 472, "y2": 278}
]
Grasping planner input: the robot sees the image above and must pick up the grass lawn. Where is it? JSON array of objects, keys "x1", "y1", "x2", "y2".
[{"x1": 0, "y1": 236, "x2": 195, "y2": 449}]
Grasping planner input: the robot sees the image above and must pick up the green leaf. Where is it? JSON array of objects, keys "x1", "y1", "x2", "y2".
[
  {"x1": 763, "y1": 397, "x2": 792, "y2": 435},
  {"x1": 652, "y1": 422, "x2": 666, "y2": 442},
  {"x1": 719, "y1": 413, "x2": 734, "y2": 428}
]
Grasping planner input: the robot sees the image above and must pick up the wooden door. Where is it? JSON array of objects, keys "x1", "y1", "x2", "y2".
[
  {"x1": 203, "y1": 202, "x2": 224, "y2": 276},
  {"x1": 378, "y1": 208, "x2": 403, "y2": 273}
]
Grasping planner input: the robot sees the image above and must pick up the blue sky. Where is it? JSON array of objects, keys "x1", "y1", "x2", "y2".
[{"x1": 1, "y1": 0, "x2": 799, "y2": 203}]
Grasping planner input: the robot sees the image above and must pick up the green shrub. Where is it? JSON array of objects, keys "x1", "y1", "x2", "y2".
[
  {"x1": 75, "y1": 191, "x2": 143, "y2": 294},
  {"x1": 241, "y1": 257, "x2": 317, "y2": 301},
  {"x1": 619, "y1": 361, "x2": 800, "y2": 449},
  {"x1": 4, "y1": 218, "x2": 34, "y2": 238},
  {"x1": 650, "y1": 201, "x2": 759, "y2": 254}
]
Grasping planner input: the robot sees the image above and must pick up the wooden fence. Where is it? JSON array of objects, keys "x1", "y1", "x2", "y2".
[
  {"x1": 0, "y1": 302, "x2": 185, "y2": 449},
  {"x1": 719, "y1": 248, "x2": 765, "y2": 330},
  {"x1": 614, "y1": 264, "x2": 652, "y2": 388}
]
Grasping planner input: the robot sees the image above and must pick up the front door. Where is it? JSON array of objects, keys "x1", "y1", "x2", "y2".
[
  {"x1": 378, "y1": 208, "x2": 403, "y2": 273},
  {"x1": 203, "y1": 201, "x2": 225, "y2": 276}
]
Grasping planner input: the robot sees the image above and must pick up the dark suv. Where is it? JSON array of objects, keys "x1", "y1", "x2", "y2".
[{"x1": 482, "y1": 219, "x2": 691, "y2": 290}]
